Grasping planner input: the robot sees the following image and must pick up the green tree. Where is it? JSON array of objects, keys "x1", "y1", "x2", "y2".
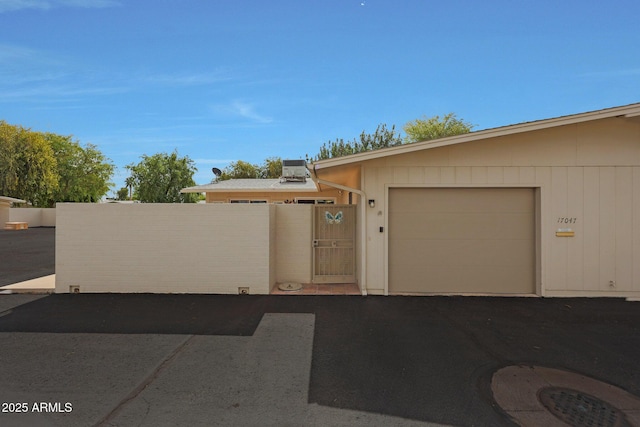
[
  {"x1": 308, "y1": 124, "x2": 403, "y2": 161},
  {"x1": 0, "y1": 121, "x2": 58, "y2": 207},
  {"x1": 403, "y1": 113, "x2": 474, "y2": 143},
  {"x1": 45, "y1": 133, "x2": 114, "y2": 204},
  {"x1": 218, "y1": 160, "x2": 262, "y2": 181},
  {"x1": 260, "y1": 157, "x2": 282, "y2": 179},
  {"x1": 126, "y1": 151, "x2": 199, "y2": 203},
  {"x1": 116, "y1": 187, "x2": 130, "y2": 201},
  {"x1": 217, "y1": 157, "x2": 287, "y2": 181}
]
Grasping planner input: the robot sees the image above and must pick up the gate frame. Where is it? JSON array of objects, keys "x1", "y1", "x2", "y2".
[{"x1": 312, "y1": 204, "x2": 356, "y2": 284}]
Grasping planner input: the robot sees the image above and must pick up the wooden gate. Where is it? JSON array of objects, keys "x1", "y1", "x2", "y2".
[{"x1": 312, "y1": 204, "x2": 356, "y2": 283}]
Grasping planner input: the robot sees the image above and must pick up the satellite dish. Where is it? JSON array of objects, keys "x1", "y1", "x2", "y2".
[{"x1": 212, "y1": 167, "x2": 222, "y2": 177}]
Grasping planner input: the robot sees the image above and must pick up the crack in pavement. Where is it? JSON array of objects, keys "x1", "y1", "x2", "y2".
[{"x1": 95, "y1": 335, "x2": 196, "y2": 427}]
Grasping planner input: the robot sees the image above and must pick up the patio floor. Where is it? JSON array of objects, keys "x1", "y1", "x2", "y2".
[{"x1": 271, "y1": 283, "x2": 361, "y2": 295}]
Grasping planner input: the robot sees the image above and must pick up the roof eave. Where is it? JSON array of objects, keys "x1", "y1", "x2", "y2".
[{"x1": 180, "y1": 182, "x2": 320, "y2": 193}]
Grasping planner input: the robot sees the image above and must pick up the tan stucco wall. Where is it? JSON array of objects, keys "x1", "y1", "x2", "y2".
[
  {"x1": 359, "y1": 117, "x2": 640, "y2": 297},
  {"x1": 0, "y1": 204, "x2": 8, "y2": 225},
  {"x1": 275, "y1": 204, "x2": 313, "y2": 283},
  {"x1": 56, "y1": 203, "x2": 277, "y2": 294}
]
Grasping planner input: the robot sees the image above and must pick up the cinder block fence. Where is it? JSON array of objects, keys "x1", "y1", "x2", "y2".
[{"x1": 55, "y1": 203, "x2": 313, "y2": 294}]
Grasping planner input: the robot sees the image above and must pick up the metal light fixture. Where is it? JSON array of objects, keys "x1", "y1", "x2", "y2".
[{"x1": 368, "y1": 199, "x2": 375, "y2": 208}]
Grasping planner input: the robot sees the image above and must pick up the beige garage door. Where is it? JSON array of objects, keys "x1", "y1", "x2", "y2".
[{"x1": 389, "y1": 188, "x2": 535, "y2": 295}]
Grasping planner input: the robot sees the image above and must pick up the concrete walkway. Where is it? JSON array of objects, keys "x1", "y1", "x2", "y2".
[{"x1": 0, "y1": 274, "x2": 55, "y2": 294}]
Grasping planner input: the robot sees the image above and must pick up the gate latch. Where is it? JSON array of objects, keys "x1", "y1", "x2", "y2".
[{"x1": 312, "y1": 239, "x2": 319, "y2": 247}]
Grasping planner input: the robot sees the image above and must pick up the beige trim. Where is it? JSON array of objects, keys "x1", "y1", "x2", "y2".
[
  {"x1": 312, "y1": 103, "x2": 640, "y2": 169},
  {"x1": 189, "y1": 187, "x2": 319, "y2": 193}
]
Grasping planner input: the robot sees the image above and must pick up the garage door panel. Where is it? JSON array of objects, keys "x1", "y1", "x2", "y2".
[
  {"x1": 389, "y1": 188, "x2": 535, "y2": 295},
  {"x1": 390, "y1": 213, "x2": 534, "y2": 240},
  {"x1": 391, "y1": 265, "x2": 533, "y2": 294},
  {"x1": 389, "y1": 188, "x2": 533, "y2": 214},
  {"x1": 390, "y1": 239, "x2": 533, "y2": 268}
]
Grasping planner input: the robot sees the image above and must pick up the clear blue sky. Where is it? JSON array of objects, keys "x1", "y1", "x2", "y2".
[{"x1": 1, "y1": 0, "x2": 639, "y2": 193}]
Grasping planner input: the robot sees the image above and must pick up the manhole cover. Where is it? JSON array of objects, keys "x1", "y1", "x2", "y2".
[
  {"x1": 277, "y1": 282, "x2": 303, "y2": 292},
  {"x1": 538, "y1": 387, "x2": 631, "y2": 427}
]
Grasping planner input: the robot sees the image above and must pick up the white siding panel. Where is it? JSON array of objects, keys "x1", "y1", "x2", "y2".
[
  {"x1": 471, "y1": 166, "x2": 488, "y2": 184},
  {"x1": 582, "y1": 167, "x2": 600, "y2": 291},
  {"x1": 455, "y1": 166, "x2": 471, "y2": 184},
  {"x1": 441, "y1": 167, "x2": 455, "y2": 183},
  {"x1": 567, "y1": 168, "x2": 584, "y2": 290},
  {"x1": 599, "y1": 167, "x2": 616, "y2": 291},
  {"x1": 548, "y1": 167, "x2": 568, "y2": 290},
  {"x1": 487, "y1": 167, "x2": 504, "y2": 184},
  {"x1": 394, "y1": 167, "x2": 409, "y2": 184},
  {"x1": 520, "y1": 167, "x2": 536, "y2": 184},
  {"x1": 425, "y1": 167, "x2": 440, "y2": 183},
  {"x1": 504, "y1": 167, "x2": 520, "y2": 184},
  {"x1": 615, "y1": 167, "x2": 633, "y2": 291},
  {"x1": 408, "y1": 167, "x2": 424, "y2": 183},
  {"x1": 634, "y1": 168, "x2": 640, "y2": 291}
]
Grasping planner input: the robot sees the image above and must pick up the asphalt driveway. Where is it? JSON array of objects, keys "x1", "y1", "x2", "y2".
[
  {"x1": 0, "y1": 228, "x2": 55, "y2": 287},
  {"x1": 0, "y1": 294, "x2": 639, "y2": 426}
]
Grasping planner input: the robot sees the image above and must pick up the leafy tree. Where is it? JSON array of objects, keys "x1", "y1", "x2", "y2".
[
  {"x1": 0, "y1": 122, "x2": 114, "y2": 206},
  {"x1": 126, "y1": 151, "x2": 199, "y2": 203},
  {"x1": 217, "y1": 157, "x2": 287, "y2": 181},
  {"x1": 116, "y1": 187, "x2": 130, "y2": 201},
  {"x1": 308, "y1": 124, "x2": 403, "y2": 161},
  {"x1": 218, "y1": 160, "x2": 262, "y2": 181},
  {"x1": 45, "y1": 133, "x2": 114, "y2": 204},
  {"x1": 403, "y1": 113, "x2": 474, "y2": 143},
  {"x1": 0, "y1": 121, "x2": 58, "y2": 207},
  {"x1": 261, "y1": 156, "x2": 282, "y2": 179}
]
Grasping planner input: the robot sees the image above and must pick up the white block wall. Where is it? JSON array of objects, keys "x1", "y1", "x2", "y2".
[
  {"x1": 9, "y1": 208, "x2": 56, "y2": 227},
  {"x1": 56, "y1": 203, "x2": 276, "y2": 294}
]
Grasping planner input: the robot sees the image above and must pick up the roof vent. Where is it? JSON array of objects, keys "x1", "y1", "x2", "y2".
[{"x1": 281, "y1": 159, "x2": 307, "y2": 182}]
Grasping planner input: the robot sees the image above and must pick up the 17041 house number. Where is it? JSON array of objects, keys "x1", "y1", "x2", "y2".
[{"x1": 557, "y1": 217, "x2": 577, "y2": 224}]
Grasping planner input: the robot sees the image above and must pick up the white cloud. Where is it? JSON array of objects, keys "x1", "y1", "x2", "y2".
[
  {"x1": 58, "y1": 0, "x2": 120, "y2": 7},
  {"x1": 146, "y1": 70, "x2": 233, "y2": 87},
  {"x1": 0, "y1": 43, "x2": 128, "y2": 102},
  {"x1": 0, "y1": 83, "x2": 127, "y2": 102},
  {"x1": 193, "y1": 158, "x2": 235, "y2": 165},
  {"x1": 0, "y1": 0, "x2": 120, "y2": 12},
  {"x1": 211, "y1": 100, "x2": 273, "y2": 124}
]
